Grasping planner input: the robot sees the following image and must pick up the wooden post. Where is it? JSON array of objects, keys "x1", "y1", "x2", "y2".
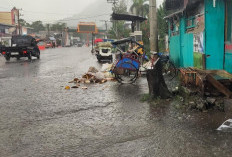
[{"x1": 149, "y1": 0, "x2": 158, "y2": 52}]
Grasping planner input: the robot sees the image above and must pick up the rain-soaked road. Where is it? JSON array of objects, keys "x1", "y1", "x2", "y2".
[{"x1": 0, "y1": 47, "x2": 232, "y2": 157}]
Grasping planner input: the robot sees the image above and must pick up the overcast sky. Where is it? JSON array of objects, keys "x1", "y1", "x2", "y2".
[{"x1": 0, "y1": 0, "x2": 164, "y2": 23}]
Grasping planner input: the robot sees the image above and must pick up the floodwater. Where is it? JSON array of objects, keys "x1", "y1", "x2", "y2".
[{"x1": 0, "y1": 47, "x2": 232, "y2": 157}]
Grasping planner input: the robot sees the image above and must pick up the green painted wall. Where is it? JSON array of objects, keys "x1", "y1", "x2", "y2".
[
  {"x1": 225, "y1": 53, "x2": 232, "y2": 73},
  {"x1": 169, "y1": 35, "x2": 180, "y2": 67},
  {"x1": 205, "y1": 0, "x2": 225, "y2": 70},
  {"x1": 182, "y1": 33, "x2": 194, "y2": 67},
  {"x1": 169, "y1": 17, "x2": 194, "y2": 68},
  {"x1": 194, "y1": 52, "x2": 203, "y2": 69}
]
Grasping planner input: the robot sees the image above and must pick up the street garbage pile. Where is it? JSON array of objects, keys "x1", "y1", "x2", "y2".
[{"x1": 65, "y1": 64, "x2": 115, "y2": 90}]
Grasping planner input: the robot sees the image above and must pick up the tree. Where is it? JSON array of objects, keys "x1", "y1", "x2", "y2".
[
  {"x1": 130, "y1": 0, "x2": 149, "y2": 17},
  {"x1": 113, "y1": 0, "x2": 128, "y2": 14},
  {"x1": 30, "y1": 21, "x2": 45, "y2": 32},
  {"x1": 50, "y1": 22, "x2": 66, "y2": 32},
  {"x1": 108, "y1": 0, "x2": 130, "y2": 39},
  {"x1": 141, "y1": 19, "x2": 150, "y2": 53},
  {"x1": 157, "y1": 3, "x2": 168, "y2": 52},
  {"x1": 19, "y1": 19, "x2": 30, "y2": 27},
  {"x1": 108, "y1": 21, "x2": 130, "y2": 39}
]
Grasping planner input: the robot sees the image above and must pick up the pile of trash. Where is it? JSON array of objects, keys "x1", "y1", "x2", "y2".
[{"x1": 65, "y1": 64, "x2": 115, "y2": 90}]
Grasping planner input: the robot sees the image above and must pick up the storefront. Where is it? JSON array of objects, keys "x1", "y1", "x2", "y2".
[{"x1": 165, "y1": 0, "x2": 232, "y2": 74}]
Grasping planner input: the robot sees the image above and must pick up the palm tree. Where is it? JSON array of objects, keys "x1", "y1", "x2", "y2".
[{"x1": 130, "y1": 0, "x2": 149, "y2": 17}]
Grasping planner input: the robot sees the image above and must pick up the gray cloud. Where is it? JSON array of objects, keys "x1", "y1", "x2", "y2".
[{"x1": 0, "y1": 0, "x2": 164, "y2": 23}]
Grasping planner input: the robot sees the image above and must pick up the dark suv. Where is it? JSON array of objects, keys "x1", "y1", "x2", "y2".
[{"x1": 1, "y1": 35, "x2": 40, "y2": 61}]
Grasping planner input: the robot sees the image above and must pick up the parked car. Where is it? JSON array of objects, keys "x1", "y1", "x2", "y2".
[
  {"x1": 0, "y1": 35, "x2": 40, "y2": 61},
  {"x1": 37, "y1": 41, "x2": 46, "y2": 51},
  {"x1": 45, "y1": 41, "x2": 53, "y2": 48},
  {"x1": 77, "y1": 42, "x2": 83, "y2": 47}
]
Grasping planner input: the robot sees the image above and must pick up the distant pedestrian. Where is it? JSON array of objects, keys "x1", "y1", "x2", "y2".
[{"x1": 52, "y1": 41, "x2": 56, "y2": 48}]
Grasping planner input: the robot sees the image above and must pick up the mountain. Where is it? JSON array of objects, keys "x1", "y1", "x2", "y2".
[{"x1": 61, "y1": 0, "x2": 114, "y2": 29}]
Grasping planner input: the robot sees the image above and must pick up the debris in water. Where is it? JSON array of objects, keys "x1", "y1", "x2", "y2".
[
  {"x1": 217, "y1": 119, "x2": 232, "y2": 132},
  {"x1": 85, "y1": 80, "x2": 91, "y2": 84},
  {"x1": 82, "y1": 87, "x2": 88, "y2": 89},
  {"x1": 69, "y1": 78, "x2": 79, "y2": 83},
  {"x1": 66, "y1": 66, "x2": 115, "y2": 89},
  {"x1": 74, "y1": 78, "x2": 79, "y2": 82},
  {"x1": 88, "y1": 67, "x2": 99, "y2": 73},
  {"x1": 71, "y1": 84, "x2": 80, "y2": 88}
]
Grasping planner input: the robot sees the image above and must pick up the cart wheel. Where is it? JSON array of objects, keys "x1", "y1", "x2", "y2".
[
  {"x1": 36, "y1": 51, "x2": 40, "y2": 59},
  {"x1": 114, "y1": 62, "x2": 138, "y2": 84}
]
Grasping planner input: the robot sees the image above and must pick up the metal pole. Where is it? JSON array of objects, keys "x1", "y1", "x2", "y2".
[
  {"x1": 18, "y1": 9, "x2": 21, "y2": 35},
  {"x1": 149, "y1": 0, "x2": 158, "y2": 52},
  {"x1": 91, "y1": 33, "x2": 94, "y2": 53}
]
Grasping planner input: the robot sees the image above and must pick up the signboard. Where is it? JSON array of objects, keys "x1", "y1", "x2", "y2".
[{"x1": 77, "y1": 22, "x2": 98, "y2": 33}]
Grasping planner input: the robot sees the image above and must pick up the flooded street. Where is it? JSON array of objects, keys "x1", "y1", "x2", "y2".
[{"x1": 0, "y1": 47, "x2": 232, "y2": 157}]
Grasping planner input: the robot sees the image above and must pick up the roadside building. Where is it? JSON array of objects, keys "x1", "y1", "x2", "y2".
[
  {"x1": 165, "y1": 0, "x2": 232, "y2": 73},
  {"x1": 0, "y1": 7, "x2": 19, "y2": 45},
  {"x1": 0, "y1": 23, "x2": 15, "y2": 46}
]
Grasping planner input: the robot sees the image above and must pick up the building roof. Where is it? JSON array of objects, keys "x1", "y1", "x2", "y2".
[
  {"x1": 164, "y1": 0, "x2": 202, "y2": 19},
  {"x1": 0, "y1": 22, "x2": 14, "y2": 27},
  {"x1": 111, "y1": 12, "x2": 147, "y2": 22}
]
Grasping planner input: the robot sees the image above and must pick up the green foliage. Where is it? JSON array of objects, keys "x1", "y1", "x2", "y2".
[
  {"x1": 108, "y1": 0, "x2": 131, "y2": 39},
  {"x1": 140, "y1": 93, "x2": 151, "y2": 102},
  {"x1": 29, "y1": 21, "x2": 45, "y2": 33},
  {"x1": 50, "y1": 22, "x2": 66, "y2": 32},
  {"x1": 141, "y1": 19, "x2": 150, "y2": 54},
  {"x1": 19, "y1": 19, "x2": 30, "y2": 27},
  {"x1": 130, "y1": 0, "x2": 149, "y2": 17},
  {"x1": 113, "y1": 0, "x2": 127, "y2": 14},
  {"x1": 157, "y1": 3, "x2": 168, "y2": 52}
]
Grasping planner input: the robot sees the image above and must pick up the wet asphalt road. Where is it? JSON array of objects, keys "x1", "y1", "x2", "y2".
[{"x1": 0, "y1": 47, "x2": 232, "y2": 157}]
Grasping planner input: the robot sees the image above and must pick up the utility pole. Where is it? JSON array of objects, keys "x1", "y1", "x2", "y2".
[
  {"x1": 47, "y1": 24, "x2": 50, "y2": 37},
  {"x1": 107, "y1": 0, "x2": 118, "y2": 8},
  {"x1": 17, "y1": 9, "x2": 22, "y2": 35},
  {"x1": 107, "y1": 0, "x2": 119, "y2": 38},
  {"x1": 100, "y1": 20, "x2": 109, "y2": 32},
  {"x1": 100, "y1": 20, "x2": 110, "y2": 39},
  {"x1": 149, "y1": 0, "x2": 158, "y2": 52}
]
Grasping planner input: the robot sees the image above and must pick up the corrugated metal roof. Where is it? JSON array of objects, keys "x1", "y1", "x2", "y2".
[
  {"x1": 164, "y1": 0, "x2": 202, "y2": 19},
  {"x1": 0, "y1": 23, "x2": 14, "y2": 27},
  {"x1": 111, "y1": 12, "x2": 147, "y2": 22}
]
